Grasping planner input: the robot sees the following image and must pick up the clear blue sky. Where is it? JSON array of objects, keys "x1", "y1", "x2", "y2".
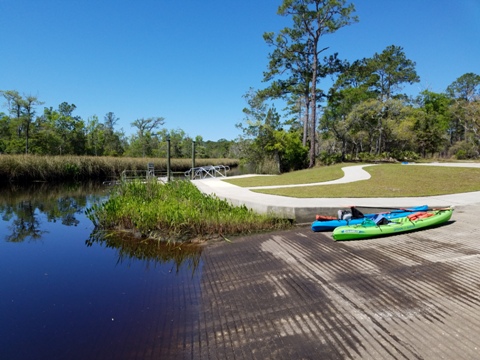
[{"x1": 1, "y1": 0, "x2": 479, "y2": 141}]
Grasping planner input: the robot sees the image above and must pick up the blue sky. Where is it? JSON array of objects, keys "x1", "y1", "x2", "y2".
[{"x1": 1, "y1": 0, "x2": 479, "y2": 141}]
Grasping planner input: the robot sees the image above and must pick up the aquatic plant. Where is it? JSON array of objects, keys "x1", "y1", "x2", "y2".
[{"x1": 85, "y1": 179, "x2": 292, "y2": 243}]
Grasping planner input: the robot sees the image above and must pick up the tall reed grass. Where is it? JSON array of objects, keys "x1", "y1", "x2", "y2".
[
  {"x1": 0, "y1": 155, "x2": 239, "y2": 183},
  {"x1": 86, "y1": 179, "x2": 293, "y2": 243}
]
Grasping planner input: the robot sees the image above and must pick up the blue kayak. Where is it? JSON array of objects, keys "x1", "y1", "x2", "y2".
[{"x1": 311, "y1": 205, "x2": 429, "y2": 232}]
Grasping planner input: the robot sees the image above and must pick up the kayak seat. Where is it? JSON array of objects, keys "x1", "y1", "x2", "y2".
[
  {"x1": 373, "y1": 214, "x2": 390, "y2": 225},
  {"x1": 407, "y1": 212, "x2": 434, "y2": 221},
  {"x1": 350, "y1": 207, "x2": 365, "y2": 219},
  {"x1": 337, "y1": 210, "x2": 352, "y2": 221}
]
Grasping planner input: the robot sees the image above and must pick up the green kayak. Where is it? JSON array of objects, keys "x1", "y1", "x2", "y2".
[{"x1": 332, "y1": 208, "x2": 454, "y2": 241}]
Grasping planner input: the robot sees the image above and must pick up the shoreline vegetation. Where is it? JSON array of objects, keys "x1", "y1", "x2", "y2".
[
  {"x1": 0, "y1": 154, "x2": 239, "y2": 183},
  {"x1": 7, "y1": 157, "x2": 480, "y2": 244},
  {"x1": 86, "y1": 180, "x2": 293, "y2": 244}
]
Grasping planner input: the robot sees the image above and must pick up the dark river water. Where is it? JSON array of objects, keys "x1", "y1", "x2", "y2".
[{"x1": 0, "y1": 183, "x2": 203, "y2": 360}]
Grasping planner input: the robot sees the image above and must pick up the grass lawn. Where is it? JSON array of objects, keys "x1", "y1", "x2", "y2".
[
  {"x1": 225, "y1": 163, "x2": 480, "y2": 198},
  {"x1": 224, "y1": 163, "x2": 346, "y2": 187}
]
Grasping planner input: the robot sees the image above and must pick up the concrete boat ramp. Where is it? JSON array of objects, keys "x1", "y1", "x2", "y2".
[{"x1": 185, "y1": 205, "x2": 480, "y2": 359}]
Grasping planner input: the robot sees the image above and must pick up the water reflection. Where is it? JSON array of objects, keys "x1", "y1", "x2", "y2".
[
  {"x1": 87, "y1": 229, "x2": 202, "y2": 273},
  {"x1": 0, "y1": 182, "x2": 105, "y2": 242},
  {"x1": 0, "y1": 182, "x2": 204, "y2": 360},
  {"x1": 0, "y1": 182, "x2": 203, "y2": 267}
]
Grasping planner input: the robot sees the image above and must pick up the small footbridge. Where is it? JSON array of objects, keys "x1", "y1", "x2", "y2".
[{"x1": 185, "y1": 165, "x2": 230, "y2": 180}]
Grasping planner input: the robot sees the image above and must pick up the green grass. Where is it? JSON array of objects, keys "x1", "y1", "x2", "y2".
[
  {"x1": 249, "y1": 164, "x2": 480, "y2": 197},
  {"x1": 86, "y1": 179, "x2": 292, "y2": 243},
  {"x1": 224, "y1": 163, "x2": 346, "y2": 187}
]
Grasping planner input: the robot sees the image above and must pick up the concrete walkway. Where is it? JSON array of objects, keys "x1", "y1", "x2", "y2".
[{"x1": 193, "y1": 163, "x2": 480, "y2": 223}]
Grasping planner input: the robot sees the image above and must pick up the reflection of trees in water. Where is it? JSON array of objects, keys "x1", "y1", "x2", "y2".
[
  {"x1": 0, "y1": 182, "x2": 202, "y2": 270},
  {"x1": 0, "y1": 182, "x2": 108, "y2": 242},
  {"x1": 86, "y1": 229, "x2": 203, "y2": 274},
  {"x1": 6, "y1": 200, "x2": 45, "y2": 242},
  {"x1": 45, "y1": 197, "x2": 83, "y2": 226}
]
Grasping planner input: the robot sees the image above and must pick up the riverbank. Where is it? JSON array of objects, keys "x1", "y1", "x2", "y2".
[
  {"x1": 86, "y1": 180, "x2": 293, "y2": 243},
  {"x1": 0, "y1": 154, "x2": 239, "y2": 183}
]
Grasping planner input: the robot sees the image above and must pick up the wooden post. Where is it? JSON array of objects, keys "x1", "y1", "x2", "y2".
[
  {"x1": 191, "y1": 140, "x2": 196, "y2": 180},
  {"x1": 166, "y1": 135, "x2": 171, "y2": 182}
]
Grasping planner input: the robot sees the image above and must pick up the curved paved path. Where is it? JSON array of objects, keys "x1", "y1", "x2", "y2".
[
  {"x1": 245, "y1": 164, "x2": 374, "y2": 189},
  {"x1": 193, "y1": 162, "x2": 480, "y2": 223}
]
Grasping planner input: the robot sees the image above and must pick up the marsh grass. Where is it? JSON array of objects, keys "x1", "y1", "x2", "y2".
[
  {"x1": 224, "y1": 163, "x2": 346, "y2": 187},
  {"x1": 0, "y1": 155, "x2": 239, "y2": 183},
  {"x1": 254, "y1": 164, "x2": 480, "y2": 197},
  {"x1": 86, "y1": 179, "x2": 292, "y2": 243}
]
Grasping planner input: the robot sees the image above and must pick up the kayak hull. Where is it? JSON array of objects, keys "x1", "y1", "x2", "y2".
[
  {"x1": 311, "y1": 205, "x2": 429, "y2": 232},
  {"x1": 332, "y1": 209, "x2": 453, "y2": 241}
]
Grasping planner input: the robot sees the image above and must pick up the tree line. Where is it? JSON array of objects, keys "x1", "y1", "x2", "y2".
[
  {"x1": 3, "y1": 0, "x2": 479, "y2": 175},
  {"x1": 0, "y1": 91, "x2": 236, "y2": 159},
  {"x1": 236, "y1": 0, "x2": 480, "y2": 173}
]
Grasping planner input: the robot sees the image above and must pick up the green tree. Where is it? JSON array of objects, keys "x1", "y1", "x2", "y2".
[
  {"x1": 34, "y1": 103, "x2": 85, "y2": 155},
  {"x1": 103, "y1": 112, "x2": 124, "y2": 156},
  {"x1": 0, "y1": 91, "x2": 24, "y2": 152},
  {"x1": 85, "y1": 115, "x2": 105, "y2": 156},
  {"x1": 323, "y1": 45, "x2": 419, "y2": 158},
  {"x1": 366, "y1": 45, "x2": 420, "y2": 101},
  {"x1": 269, "y1": 129, "x2": 308, "y2": 171},
  {"x1": 204, "y1": 138, "x2": 233, "y2": 158},
  {"x1": 446, "y1": 73, "x2": 480, "y2": 147},
  {"x1": 262, "y1": 29, "x2": 313, "y2": 148},
  {"x1": 0, "y1": 90, "x2": 44, "y2": 154},
  {"x1": 129, "y1": 117, "x2": 165, "y2": 157},
  {"x1": 412, "y1": 90, "x2": 450, "y2": 157},
  {"x1": 166, "y1": 128, "x2": 188, "y2": 158},
  {"x1": 237, "y1": 89, "x2": 306, "y2": 173},
  {"x1": 323, "y1": 85, "x2": 374, "y2": 160},
  {"x1": 22, "y1": 95, "x2": 44, "y2": 154},
  {"x1": 276, "y1": 0, "x2": 358, "y2": 167},
  {"x1": 35, "y1": 107, "x2": 62, "y2": 154},
  {"x1": 60, "y1": 102, "x2": 86, "y2": 155},
  {"x1": 0, "y1": 112, "x2": 10, "y2": 153},
  {"x1": 446, "y1": 72, "x2": 480, "y2": 102}
]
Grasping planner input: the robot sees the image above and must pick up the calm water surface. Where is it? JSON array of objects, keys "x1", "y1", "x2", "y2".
[{"x1": 0, "y1": 183, "x2": 203, "y2": 360}]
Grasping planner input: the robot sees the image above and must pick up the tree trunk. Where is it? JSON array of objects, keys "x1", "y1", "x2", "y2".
[
  {"x1": 303, "y1": 96, "x2": 309, "y2": 147},
  {"x1": 309, "y1": 48, "x2": 318, "y2": 168}
]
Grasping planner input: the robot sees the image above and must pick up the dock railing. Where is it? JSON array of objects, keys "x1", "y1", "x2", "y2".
[
  {"x1": 185, "y1": 165, "x2": 230, "y2": 179},
  {"x1": 102, "y1": 164, "x2": 230, "y2": 185}
]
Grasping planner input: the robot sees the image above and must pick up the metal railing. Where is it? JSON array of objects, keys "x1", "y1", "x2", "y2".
[
  {"x1": 102, "y1": 164, "x2": 231, "y2": 185},
  {"x1": 103, "y1": 170, "x2": 171, "y2": 185},
  {"x1": 185, "y1": 165, "x2": 230, "y2": 179}
]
